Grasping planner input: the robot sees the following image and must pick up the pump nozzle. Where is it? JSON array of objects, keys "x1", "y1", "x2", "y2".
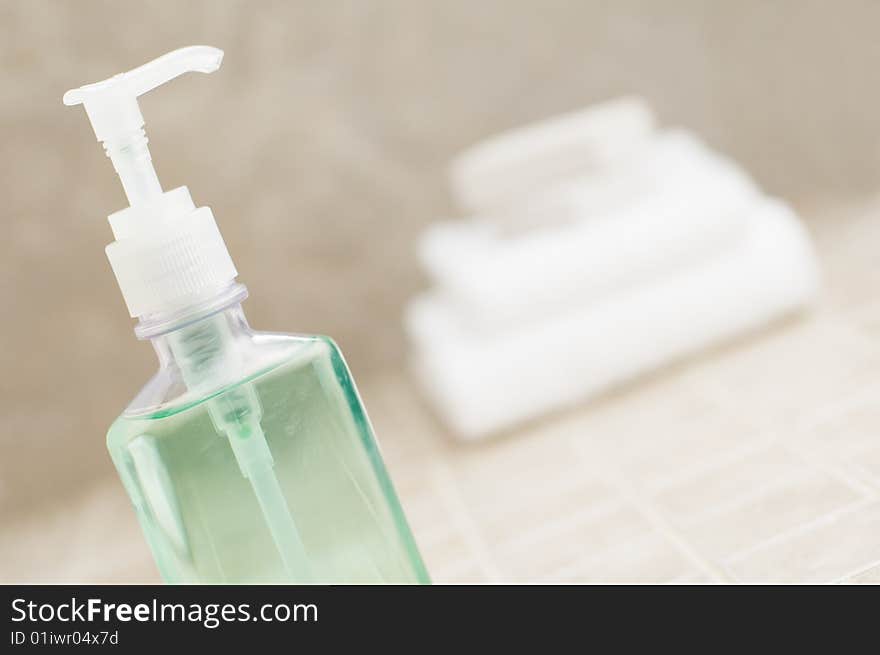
[
  {"x1": 63, "y1": 45, "x2": 237, "y2": 320},
  {"x1": 63, "y1": 46, "x2": 224, "y2": 207}
]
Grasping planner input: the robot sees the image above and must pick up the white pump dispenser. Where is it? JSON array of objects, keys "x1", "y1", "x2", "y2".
[{"x1": 63, "y1": 46, "x2": 237, "y2": 319}]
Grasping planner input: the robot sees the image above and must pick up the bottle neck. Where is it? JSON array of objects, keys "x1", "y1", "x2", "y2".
[
  {"x1": 143, "y1": 284, "x2": 252, "y2": 388},
  {"x1": 135, "y1": 282, "x2": 248, "y2": 340}
]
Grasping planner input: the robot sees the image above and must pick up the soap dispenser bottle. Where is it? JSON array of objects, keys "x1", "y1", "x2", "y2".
[{"x1": 63, "y1": 46, "x2": 429, "y2": 584}]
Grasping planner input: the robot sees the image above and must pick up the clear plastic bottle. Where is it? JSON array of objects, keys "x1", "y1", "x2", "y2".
[
  {"x1": 108, "y1": 285, "x2": 428, "y2": 583},
  {"x1": 65, "y1": 47, "x2": 429, "y2": 583}
]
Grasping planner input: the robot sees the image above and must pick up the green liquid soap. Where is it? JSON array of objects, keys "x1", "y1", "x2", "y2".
[{"x1": 108, "y1": 336, "x2": 429, "y2": 584}]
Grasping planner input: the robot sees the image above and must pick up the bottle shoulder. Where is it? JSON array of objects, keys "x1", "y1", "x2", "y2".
[{"x1": 114, "y1": 330, "x2": 343, "y2": 422}]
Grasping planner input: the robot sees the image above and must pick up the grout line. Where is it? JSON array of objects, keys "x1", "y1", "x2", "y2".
[
  {"x1": 832, "y1": 557, "x2": 880, "y2": 584},
  {"x1": 429, "y1": 461, "x2": 505, "y2": 583},
  {"x1": 669, "y1": 469, "x2": 814, "y2": 529},
  {"x1": 789, "y1": 379, "x2": 880, "y2": 434},
  {"x1": 685, "y1": 322, "x2": 880, "y2": 442},
  {"x1": 700, "y1": 371, "x2": 880, "y2": 502},
  {"x1": 845, "y1": 461, "x2": 880, "y2": 497},
  {"x1": 778, "y1": 438, "x2": 879, "y2": 500},
  {"x1": 539, "y1": 529, "x2": 660, "y2": 583},
  {"x1": 463, "y1": 471, "x2": 612, "y2": 528},
  {"x1": 568, "y1": 437, "x2": 730, "y2": 583},
  {"x1": 724, "y1": 497, "x2": 873, "y2": 566},
  {"x1": 646, "y1": 433, "x2": 777, "y2": 496},
  {"x1": 495, "y1": 498, "x2": 622, "y2": 556}
]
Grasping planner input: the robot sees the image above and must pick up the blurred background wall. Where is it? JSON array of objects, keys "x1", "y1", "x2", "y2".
[{"x1": 3, "y1": 0, "x2": 880, "y2": 523}]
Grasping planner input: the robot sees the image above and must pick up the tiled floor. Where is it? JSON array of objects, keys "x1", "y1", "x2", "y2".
[
  {"x1": 369, "y1": 361, "x2": 880, "y2": 583},
  {"x1": 3, "y1": 197, "x2": 880, "y2": 584}
]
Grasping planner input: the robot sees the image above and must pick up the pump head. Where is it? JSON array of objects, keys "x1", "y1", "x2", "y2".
[
  {"x1": 64, "y1": 46, "x2": 238, "y2": 322},
  {"x1": 64, "y1": 45, "x2": 222, "y2": 207}
]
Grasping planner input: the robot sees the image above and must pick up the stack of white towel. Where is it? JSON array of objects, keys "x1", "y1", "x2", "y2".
[{"x1": 405, "y1": 98, "x2": 820, "y2": 440}]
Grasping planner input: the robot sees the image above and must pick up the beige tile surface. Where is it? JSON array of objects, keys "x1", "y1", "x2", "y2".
[
  {"x1": 845, "y1": 563, "x2": 880, "y2": 584},
  {"x1": 682, "y1": 472, "x2": 861, "y2": 562},
  {"x1": 4, "y1": 199, "x2": 880, "y2": 584},
  {"x1": 727, "y1": 501, "x2": 880, "y2": 583}
]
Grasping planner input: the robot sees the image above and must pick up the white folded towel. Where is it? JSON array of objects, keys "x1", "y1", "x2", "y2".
[
  {"x1": 451, "y1": 96, "x2": 656, "y2": 216},
  {"x1": 420, "y1": 132, "x2": 761, "y2": 333},
  {"x1": 474, "y1": 129, "x2": 752, "y2": 233},
  {"x1": 406, "y1": 199, "x2": 819, "y2": 439}
]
